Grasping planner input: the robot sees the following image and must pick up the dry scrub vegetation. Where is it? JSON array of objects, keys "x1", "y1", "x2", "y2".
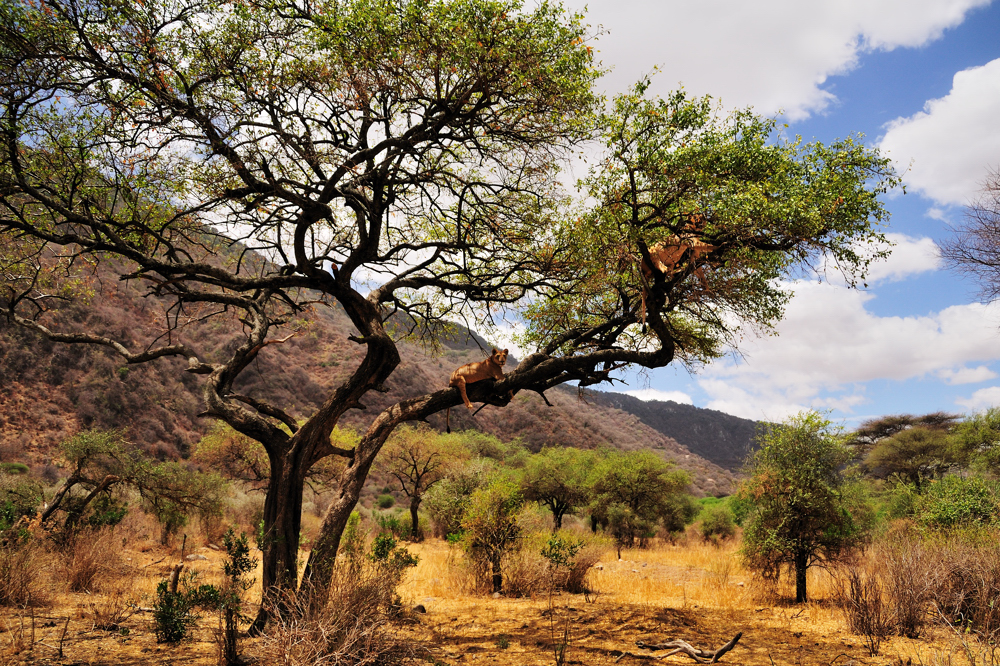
[{"x1": 3, "y1": 513, "x2": 999, "y2": 666}]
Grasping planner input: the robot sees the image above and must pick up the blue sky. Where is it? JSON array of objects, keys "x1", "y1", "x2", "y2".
[{"x1": 556, "y1": 0, "x2": 1000, "y2": 425}]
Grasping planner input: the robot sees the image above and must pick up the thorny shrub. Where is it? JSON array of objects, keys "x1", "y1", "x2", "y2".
[{"x1": 835, "y1": 565, "x2": 892, "y2": 657}]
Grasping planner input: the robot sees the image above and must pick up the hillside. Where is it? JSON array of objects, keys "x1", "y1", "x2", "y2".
[
  {"x1": 587, "y1": 392, "x2": 760, "y2": 472},
  {"x1": 0, "y1": 263, "x2": 739, "y2": 496}
]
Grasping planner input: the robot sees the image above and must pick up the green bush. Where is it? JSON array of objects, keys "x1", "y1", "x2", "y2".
[
  {"x1": 0, "y1": 463, "x2": 28, "y2": 475},
  {"x1": 376, "y1": 493, "x2": 395, "y2": 509},
  {"x1": 918, "y1": 476, "x2": 998, "y2": 529},
  {"x1": 373, "y1": 511, "x2": 410, "y2": 539},
  {"x1": 152, "y1": 575, "x2": 220, "y2": 643},
  {"x1": 219, "y1": 528, "x2": 257, "y2": 665},
  {"x1": 86, "y1": 494, "x2": 129, "y2": 528},
  {"x1": 699, "y1": 504, "x2": 736, "y2": 542}
]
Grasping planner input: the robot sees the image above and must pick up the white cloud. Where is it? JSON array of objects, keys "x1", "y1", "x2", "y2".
[
  {"x1": 926, "y1": 207, "x2": 951, "y2": 222},
  {"x1": 865, "y1": 233, "x2": 941, "y2": 283},
  {"x1": 563, "y1": 0, "x2": 989, "y2": 119},
  {"x1": 879, "y1": 58, "x2": 1000, "y2": 205},
  {"x1": 957, "y1": 386, "x2": 1000, "y2": 410},
  {"x1": 938, "y1": 365, "x2": 998, "y2": 385},
  {"x1": 697, "y1": 281, "x2": 1000, "y2": 419},
  {"x1": 623, "y1": 389, "x2": 694, "y2": 404}
]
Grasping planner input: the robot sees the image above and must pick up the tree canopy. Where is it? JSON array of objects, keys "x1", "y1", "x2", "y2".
[
  {"x1": 738, "y1": 412, "x2": 872, "y2": 603},
  {"x1": 1, "y1": 0, "x2": 899, "y2": 621}
]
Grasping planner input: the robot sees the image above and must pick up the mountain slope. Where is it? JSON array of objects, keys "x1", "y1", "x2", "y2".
[
  {"x1": 587, "y1": 392, "x2": 760, "y2": 472},
  {"x1": 0, "y1": 263, "x2": 737, "y2": 495}
]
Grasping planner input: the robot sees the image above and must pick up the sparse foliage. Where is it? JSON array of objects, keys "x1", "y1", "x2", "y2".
[
  {"x1": 375, "y1": 426, "x2": 466, "y2": 540},
  {"x1": 943, "y1": 168, "x2": 1000, "y2": 300}
]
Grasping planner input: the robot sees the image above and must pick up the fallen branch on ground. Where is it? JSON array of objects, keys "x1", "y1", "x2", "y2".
[{"x1": 626, "y1": 632, "x2": 742, "y2": 664}]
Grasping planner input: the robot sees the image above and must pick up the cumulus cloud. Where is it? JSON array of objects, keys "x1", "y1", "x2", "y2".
[
  {"x1": 563, "y1": 0, "x2": 989, "y2": 119},
  {"x1": 956, "y1": 386, "x2": 1000, "y2": 410},
  {"x1": 623, "y1": 389, "x2": 694, "y2": 404},
  {"x1": 879, "y1": 58, "x2": 1000, "y2": 205},
  {"x1": 697, "y1": 281, "x2": 1000, "y2": 419},
  {"x1": 938, "y1": 365, "x2": 998, "y2": 385},
  {"x1": 864, "y1": 233, "x2": 941, "y2": 283}
]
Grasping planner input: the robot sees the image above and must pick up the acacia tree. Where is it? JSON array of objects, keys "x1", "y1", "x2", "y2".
[
  {"x1": 0, "y1": 0, "x2": 898, "y2": 621},
  {"x1": 375, "y1": 425, "x2": 464, "y2": 540},
  {"x1": 863, "y1": 427, "x2": 959, "y2": 490},
  {"x1": 520, "y1": 446, "x2": 595, "y2": 531},
  {"x1": 738, "y1": 412, "x2": 872, "y2": 603},
  {"x1": 844, "y1": 412, "x2": 958, "y2": 458},
  {"x1": 589, "y1": 449, "x2": 693, "y2": 557}
]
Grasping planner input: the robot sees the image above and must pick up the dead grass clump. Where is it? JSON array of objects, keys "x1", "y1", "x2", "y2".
[
  {"x1": 835, "y1": 565, "x2": 892, "y2": 657},
  {"x1": 503, "y1": 546, "x2": 549, "y2": 597},
  {"x1": 89, "y1": 580, "x2": 142, "y2": 631},
  {"x1": 928, "y1": 538, "x2": 1000, "y2": 644},
  {"x1": 253, "y1": 558, "x2": 414, "y2": 665},
  {"x1": 0, "y1": 539, "x2": 51, "y2": 608},
  {"x1": 59, "y1": 527, "x2": 129, "y2": 592},
  {"x1": 565, "y1": 542, "x2": 607, "y2": 595},
  {"x1": 875, "y1": 529, "x2": 938, "y2": 638}
]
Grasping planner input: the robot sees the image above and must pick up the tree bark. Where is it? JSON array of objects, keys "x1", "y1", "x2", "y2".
[
  {"x1": 491, "y1": 553, "x2": 503, "y2": 593},
  {"x1": 409, "y1": 497, "x2": 422, "y2": 541},
  {"x1": 252, "y1": 449, "x2": 306, "y2": 630},
  {"x1": 794, "y1": 549, "x2": 808, "y2": 603}
]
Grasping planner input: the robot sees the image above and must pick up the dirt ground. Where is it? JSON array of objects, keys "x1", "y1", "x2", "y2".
[{"x1": 0, "y1": 538, "x2": 970, "y2": 666}]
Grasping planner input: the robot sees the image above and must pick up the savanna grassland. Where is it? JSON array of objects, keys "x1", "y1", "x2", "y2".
[{"x1": 0, "y1": 514, "x2": 986, "y2": 666}]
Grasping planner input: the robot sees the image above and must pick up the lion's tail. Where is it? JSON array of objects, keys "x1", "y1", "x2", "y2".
[{"x1": 446, "y1": 407, "x2": 451, "y2": 434}]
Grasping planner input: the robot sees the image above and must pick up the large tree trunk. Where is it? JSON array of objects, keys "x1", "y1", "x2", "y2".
[
  {"x1": 299, "y1": 388, "x2": 477, "y2": 610},
  {"x1": 250, "y1": 451, "x2": 305, "y2": 633},
  {"x1": 794, "y1": 549, "x2": 808, "y2": 603},
  {"x1": 300, "y1": 447, "x2": 382, "y2": 611}
]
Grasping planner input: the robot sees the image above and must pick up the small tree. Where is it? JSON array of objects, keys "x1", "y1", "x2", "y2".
[
  {"x1": 42, "y1": 430, "x2": 227, "y2": 541},
  {"x1": 461, "y1": 477, "x2": 523, "y2": 594},
  {"x1": 954, "y1": 407, "x2": 1000, "y2": 472},
  {"x1": 738, "y1": 412, "x2": 872, "y2": 603},
  {"x1": 589, "y1": 450, "x2": 692, "y2": 557},
  {"x1": 375, "y1": 425, "x2": 466, "y2": 541},
  {"x1": 520, "y1": 446, "x2": 595, "y2": 531},
  {"x1": 423, "y1": 458, "x2": 495, "y2": 539}
]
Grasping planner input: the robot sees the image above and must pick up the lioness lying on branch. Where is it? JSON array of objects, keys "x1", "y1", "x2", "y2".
[{"x1": 445, "y1": 348, "x2": 508, "y2": 433}]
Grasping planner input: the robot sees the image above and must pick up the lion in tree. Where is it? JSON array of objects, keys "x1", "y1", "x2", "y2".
[
  {"x1": 445, "y1": 348, "x2": 509, "y2": 433},
  {"x1": 638, "y1": 219, "x2": 717, "y2": 329}
]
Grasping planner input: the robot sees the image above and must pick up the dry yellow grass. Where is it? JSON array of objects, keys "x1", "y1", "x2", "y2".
[
  {"x1": 0, "y1": 530, "x2": 983, "y2": 666},
  {"x1": 396, "y1": 537, "x2": 977, "y2": 665}
]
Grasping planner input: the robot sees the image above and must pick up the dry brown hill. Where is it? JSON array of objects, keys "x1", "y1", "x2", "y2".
[{"x1": 0, "y1": 262, "x2": 737, "y2": 495}]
